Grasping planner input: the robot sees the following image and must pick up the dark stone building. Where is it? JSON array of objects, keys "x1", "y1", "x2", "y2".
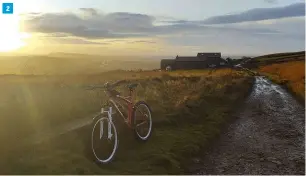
[{"x1": 161, "y1": 52, "x2": 227, "y2": 70}]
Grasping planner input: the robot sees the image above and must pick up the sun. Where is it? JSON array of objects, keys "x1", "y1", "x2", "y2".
[{"x1": 0, "y1": 14, "x2": 29, "y2": 52}]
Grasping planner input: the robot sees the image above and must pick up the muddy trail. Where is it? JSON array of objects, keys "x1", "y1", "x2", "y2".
[{"x1": 188, "y1": 76, "x2": 305, "y2": 175}]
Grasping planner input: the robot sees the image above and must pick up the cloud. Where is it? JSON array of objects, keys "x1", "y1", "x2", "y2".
[
  {"x1": 44, "y1": 38, "x2": 109, "y2": 45},
  {"x1": 22, "y1": 3, "x2": 305, "y2": 37},
  {"x1": 202, "y1": 2, "x2": 305, "y2": 24},
  {"x1": 128, "y1": 40, "x2": 157, "y2": 44},
  {"x1": 79, "y1": 8, "x2": 98, "y2": 16},
  {"x1": 264, "y1": 0, "x2": 278, "y2": 4},
  {"x1": 19, "y1": 3, "x2": 304, "y2": 54},
  {"x1": 231, "y1": 17, "x2": 305, "y2": 39},
  {"x1": 165, "y1": 2, "x2": 305, "y2": 25},
  {"x1": 20, "y1": 10, "x2": 282, "y2": 39},
  {"x1": 21, "y1": 11, "x2": 154, "y2": 38},
  {"x1": 162, "y1": 16, "x2": 305, "y2": 55},
  {"x1": 59, "y1": 38, "x2": 109, "y2": 45},
  {"x1": 28, "y1": 33, "x2": 109, "y2": 45},
  {"x1": 38, "y1": 33, "x2": 70, "y2": 38}
]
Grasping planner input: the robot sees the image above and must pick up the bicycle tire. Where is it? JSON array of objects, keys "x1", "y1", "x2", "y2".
[
  {"x1": 132, "y1": 101, "x2": 153, "y2": 141},
  {"x1": 91, "y1": 117, "x2": 118, "y2": 164}
]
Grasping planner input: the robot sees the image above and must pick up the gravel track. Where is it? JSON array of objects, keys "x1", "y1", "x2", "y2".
[{"x1": 189, "y1": 76, "x2": 305, "y2": 175}]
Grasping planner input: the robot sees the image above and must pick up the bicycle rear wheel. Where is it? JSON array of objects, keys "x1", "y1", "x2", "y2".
[
  {"x1": 91, "y1": 117, "x2": 118, "y2": 163},
  {"x1": 132, "y1": 101, "x2": 153, "y2": 141}
]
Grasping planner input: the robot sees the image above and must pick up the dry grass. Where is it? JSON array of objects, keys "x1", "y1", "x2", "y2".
[
  {"x1": 0, "y1": 69, "x2": 254, "y2": 174},
  {"x1": 258, "y1": 61, "x2": 305, "y2": 101}
]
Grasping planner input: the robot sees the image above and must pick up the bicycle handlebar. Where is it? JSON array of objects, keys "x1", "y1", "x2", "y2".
[{"x1": 86, "y1": 80, "x2": 127, "y2": 90}]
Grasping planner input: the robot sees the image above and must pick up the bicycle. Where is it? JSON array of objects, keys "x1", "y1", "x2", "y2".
[{"x1": 87, "y1": 80, "x2": 153, "y2": 164}]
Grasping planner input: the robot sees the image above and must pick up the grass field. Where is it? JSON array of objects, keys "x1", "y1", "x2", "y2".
[
  {"x1": 258, "y1": 61, "x2": 305, "y2": 103},
  {"x1": 0, "y1": 68, "x2": 253, "y2": 174}
]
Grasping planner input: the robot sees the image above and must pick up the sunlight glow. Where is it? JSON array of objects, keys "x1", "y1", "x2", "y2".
[{"x1": 0, "y1": 12, "x2": 31, "y2": 52}]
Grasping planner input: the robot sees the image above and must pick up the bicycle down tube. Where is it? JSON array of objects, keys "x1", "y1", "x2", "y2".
[{"x1": 108, "y1": 94, "x2": 133, "y2": 125}]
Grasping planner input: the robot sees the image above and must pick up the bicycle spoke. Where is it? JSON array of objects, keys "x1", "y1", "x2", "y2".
[
  {"x1": 136, "y1": 121, "x2": 147, "y2": 127},
  {"x1": 136, "y1": 109, "x2": 147, "y2": 117}
]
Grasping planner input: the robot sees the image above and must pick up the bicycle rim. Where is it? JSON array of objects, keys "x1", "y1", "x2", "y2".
[
  {"x1": 91, "y1": 117, "x2": 118, "y2": 163},
  {"x1": 134, "y1": 102, "x2": 152, "y2": 140}
]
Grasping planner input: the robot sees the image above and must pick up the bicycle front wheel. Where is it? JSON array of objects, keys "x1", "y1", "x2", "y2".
[{"x1": 91, "y1": 117, "x2": 118, "y2": 164}]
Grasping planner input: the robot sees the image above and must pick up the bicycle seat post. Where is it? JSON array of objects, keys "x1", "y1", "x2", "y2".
[{"x1": 129, "y1": 89, "x2": 134, "y2": 103}]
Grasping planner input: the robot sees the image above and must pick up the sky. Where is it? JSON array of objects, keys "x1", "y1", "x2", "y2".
[{"x1": 0, "y1": 0, "x2": 305, "y2": 56}]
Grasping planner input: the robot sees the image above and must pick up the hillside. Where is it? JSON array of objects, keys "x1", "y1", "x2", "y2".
[
  {"x1": 258, "y1": 60, "x2": 305, "y2": 104},
  {"x1": 0, "y1": 69, "x2": 254, "y2": 174},
  {"x1": 0, "y1": 54, "x2": 160, "y2": 75},
  {"x1": 253, "y1": 51, "x2": 305, "y2": 61},
  {"x1": 244, "y1": 51, "x2": 305, "y2": 68}
]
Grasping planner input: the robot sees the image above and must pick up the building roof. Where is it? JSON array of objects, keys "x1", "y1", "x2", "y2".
[
  {"x1": 176, "y1": 56, "x2": 202, "y2": 61},
  {"x1": 160, "y1": 52, "x2": 224, "y2": 63},
  {"x1": 197, "y1": 52, "x2": 221, "y2": 57},
  {"x1": 174, "y1": 52, "x2": 222, "y2": 62}
]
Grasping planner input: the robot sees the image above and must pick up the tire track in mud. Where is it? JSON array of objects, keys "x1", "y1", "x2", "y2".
[{"x1": 188, "y1": 76, "x2": 305, "y2": 175}]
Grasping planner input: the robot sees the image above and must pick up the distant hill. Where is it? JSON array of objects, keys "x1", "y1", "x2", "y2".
[
  {"x1": 252, "y1": 51, "x2": 305, "y2": 61},
  {"x1": 243, "y1": 51, "x2": 305, "y2": 68},
  {"x1": 0, "y1": 54, "x2": 160, "y2": 75},
  {"x1": 48, "y1": 52, "x2": 169, "y2": 61}
]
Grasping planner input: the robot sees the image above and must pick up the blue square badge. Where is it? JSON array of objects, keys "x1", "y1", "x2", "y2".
[{"x1": 2, "y1": 3, "x2": 14, "y2": 14}]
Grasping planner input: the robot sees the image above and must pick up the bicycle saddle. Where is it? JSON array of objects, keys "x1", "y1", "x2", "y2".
[{"x1": 127, "y1": 83, "x2": 138, "y2": 90}]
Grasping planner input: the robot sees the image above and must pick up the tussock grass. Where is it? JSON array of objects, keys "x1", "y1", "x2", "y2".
[
  {"x1": 258, "y1": 61, "x2": 305, "y2": 103},
  {"x1": 0, "y1": 69, "x2": 253, "y2": 174}
]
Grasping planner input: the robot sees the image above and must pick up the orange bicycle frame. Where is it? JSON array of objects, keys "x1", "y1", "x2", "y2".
[{"x1": 108, "y1": 88, "x2": 136, "y2": 128}]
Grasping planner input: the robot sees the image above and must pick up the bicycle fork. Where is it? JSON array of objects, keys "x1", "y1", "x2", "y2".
[{"x1": 100, "y1": 107, "x2": 113, "y2": 140}]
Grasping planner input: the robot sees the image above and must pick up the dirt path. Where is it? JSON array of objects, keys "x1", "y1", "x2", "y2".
[{"x1": 188, "y1": 76, "x2": 305, "y2": 175}]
